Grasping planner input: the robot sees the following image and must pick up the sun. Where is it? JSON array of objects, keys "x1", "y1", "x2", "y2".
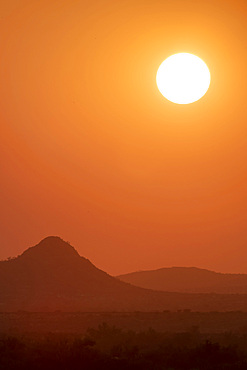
[{"x1": 156, "y1": 53, "x2": 211, "y2": 104}]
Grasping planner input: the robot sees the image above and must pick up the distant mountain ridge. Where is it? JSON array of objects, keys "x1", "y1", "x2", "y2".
[
  {"x1": 117, "y1": 266, "x2": 247, "y2": 294},
  {"x1": 2, "y1": 237, "x2": 247, "y2": 312}
]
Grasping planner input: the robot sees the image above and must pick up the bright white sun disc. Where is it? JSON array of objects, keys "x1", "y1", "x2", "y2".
[{"x1": 156, "y1": 53, "x2": 211, "y2": 104}]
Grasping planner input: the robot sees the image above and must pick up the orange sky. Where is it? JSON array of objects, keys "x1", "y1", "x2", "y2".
[{"x1": 1, "y1": 0, "x2": 247, "y2": 275}]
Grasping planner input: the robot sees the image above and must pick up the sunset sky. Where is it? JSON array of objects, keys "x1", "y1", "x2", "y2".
[{"x1": 1, "y1": 0, "x2": 247, "y2": 275}]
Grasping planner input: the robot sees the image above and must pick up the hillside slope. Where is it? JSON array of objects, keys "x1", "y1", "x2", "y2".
[
  {"x1": 1, "y1": 237, "x2": 247, "y2": 312},
  {"x1": 117, "y1": 267, "x2": 247, "y2": 294}
]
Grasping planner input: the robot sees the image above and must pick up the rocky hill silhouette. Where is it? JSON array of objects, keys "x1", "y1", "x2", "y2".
[
  {"x1": 2, "y1": 237, "x2": 247, "y2": 312},
  {"x1": 117, "y1": 267, "x2": 247, "y2": 294},
  {"x1": 0, "y1": 237, "x2": 146, "y2": 311}
]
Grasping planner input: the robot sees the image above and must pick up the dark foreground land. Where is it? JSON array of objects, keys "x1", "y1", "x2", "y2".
[
  {"x1": 2, "y1": 311, "x2": 247, "y2": 334},
  {"x1": 1, "y1": 324, "x2": 247, "y2": 369},
  {"x1": 2, "y1": 312, "x2": 247, "y2": 369}
]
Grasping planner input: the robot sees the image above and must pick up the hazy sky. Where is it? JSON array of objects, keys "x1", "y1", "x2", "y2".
[{"x1": 1, "y1": 0, "x2": 247, "y2": 275}]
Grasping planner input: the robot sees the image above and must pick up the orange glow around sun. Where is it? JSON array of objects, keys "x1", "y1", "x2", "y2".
[{"x1": 0, "y1": 0, "x2": 247, "y2": 275}]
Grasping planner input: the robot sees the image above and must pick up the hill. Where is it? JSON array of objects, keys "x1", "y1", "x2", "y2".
[
  {"x1": 0, "y1": 236, "x2": 146, "y2": 311},
  {"x1": 2, "y1": 237, "x2": 247, "y2": 312},
  {"x1": 117, "y1": 267, "x2": 247, "y2": 294}
]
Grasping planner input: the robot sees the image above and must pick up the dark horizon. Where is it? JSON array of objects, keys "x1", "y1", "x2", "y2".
[
  {"x1": 1, "y1": 236, "x2": 247, "y2": 313},
  {"x1": 3, "y1": 235, "x2": 247, "y2": 277}
]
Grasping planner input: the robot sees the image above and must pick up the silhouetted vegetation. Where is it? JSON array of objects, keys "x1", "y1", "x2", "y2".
[{"x1": 1, "y1": 324, "x2": 247, "y2": 369}]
